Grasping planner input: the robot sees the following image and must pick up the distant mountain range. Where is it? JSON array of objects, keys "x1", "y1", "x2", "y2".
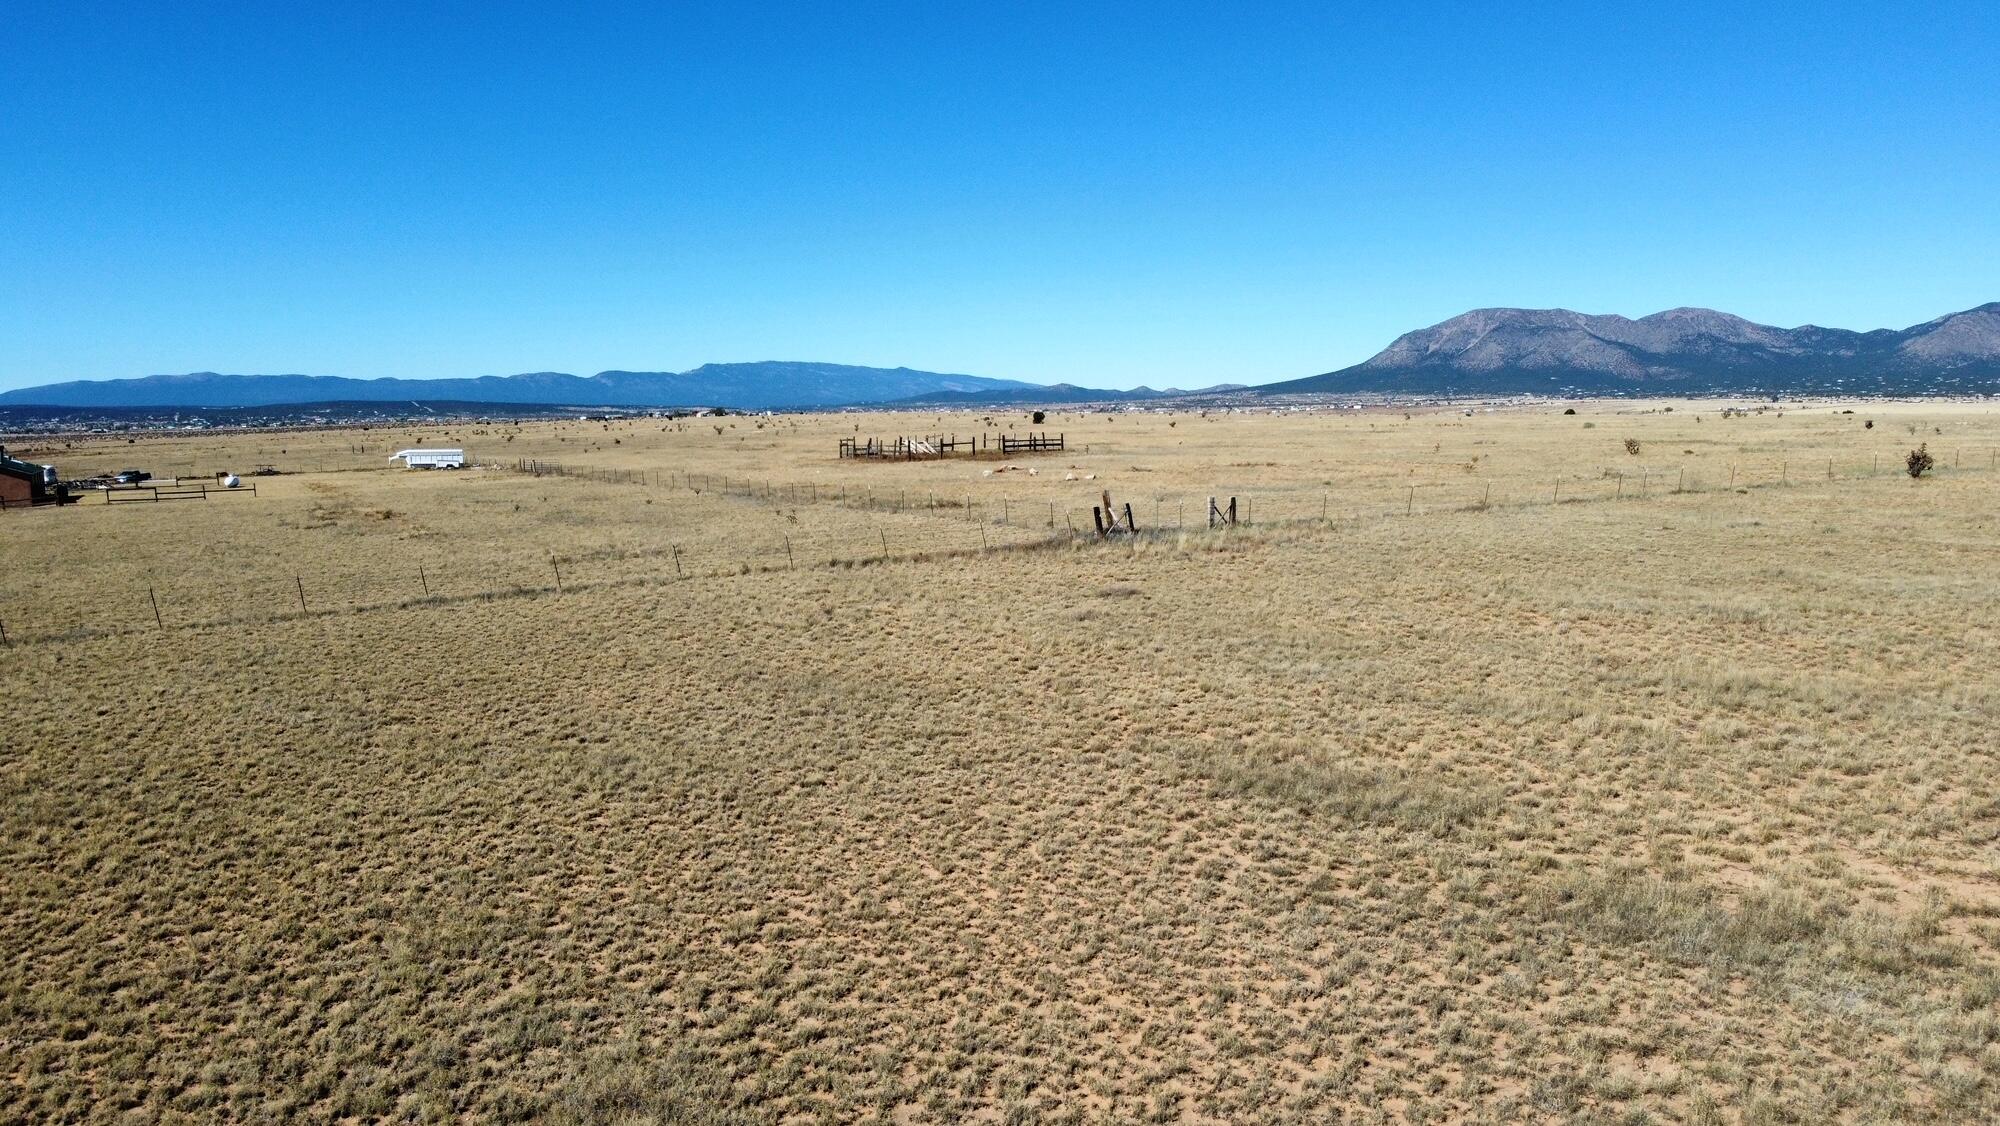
[
  {"x1": 1260, "y1": 303, "x2": 2000, "y2": 396},
  {"x1": 0, "y1": 362, "x2": 1050, "y2": 411},
  {"x1": 884, "y1": 382, "x2": 1247, "y2": 406},
  {"x1": 6, "y1": 304, "x2": 1998, "y2": 410}
]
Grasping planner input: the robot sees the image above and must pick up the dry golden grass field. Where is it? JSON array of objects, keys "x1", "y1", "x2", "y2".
[{"x1": 4, "y1": 400, "x2": 1999, "y2": 1122}]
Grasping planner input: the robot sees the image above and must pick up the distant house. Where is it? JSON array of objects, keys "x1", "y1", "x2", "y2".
[
  {"x1": 389, "y1": 448, "x2": 466, "y2": 469},
  {"x1": 0, "y1": 446, "x2": 60, "y2": 507}
]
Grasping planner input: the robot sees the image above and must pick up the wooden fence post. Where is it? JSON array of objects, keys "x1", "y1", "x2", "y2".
[
  {"x1": 295, "y1": 577, "x2": 307, "y2": 613},
  {"x1": 419, "y1": 564, "x2": 430, "y2": 596},
  {"x1": 148, "y1": 586, "x2": 163, "y2": 629},
  {"x1": 551, "y1": 560, "x2": 563, "y2": 595}
]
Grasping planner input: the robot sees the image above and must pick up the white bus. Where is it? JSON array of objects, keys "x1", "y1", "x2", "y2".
[{"x1": 389, "y1": 448, "x2": 466, "y2": 469}]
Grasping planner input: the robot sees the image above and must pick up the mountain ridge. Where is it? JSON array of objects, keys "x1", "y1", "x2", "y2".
[
  {"x1": 9, "y1": 303, "x2": 2000, "y2": 410},
  {"x1": 0, "y1": 362, "x2": 1049, "y2": 411},
  {"x1": 1261, "y1": 303, "x2": 2000, "y2": 396}
]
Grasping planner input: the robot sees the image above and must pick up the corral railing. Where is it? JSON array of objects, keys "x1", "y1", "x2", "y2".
[
  {"x1": 102, "y1": 482, "x2": 257, "y2": 503},
  {"x1": 998, "y1": 432, "x2": 1064, "y2": 455},
  {"x1": 838, "y1": 433, "x2": 1063, "y2": 459}
]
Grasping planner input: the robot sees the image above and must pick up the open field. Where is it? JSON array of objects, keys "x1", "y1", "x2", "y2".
[{"x1": 5, "y1": 401, "x2": 2000, "y2": 1121}]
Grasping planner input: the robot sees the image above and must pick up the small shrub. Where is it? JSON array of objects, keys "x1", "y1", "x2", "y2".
[
  {"x1": 1563, "y1": 407, "x2": 1576, "y2": 415},
  {"x1": 1907, "y1": 444, "x2": 1934, "y2": 479},
  {"x1": 1623, "y1": 438, "x2": 1641, "y2": 455}
]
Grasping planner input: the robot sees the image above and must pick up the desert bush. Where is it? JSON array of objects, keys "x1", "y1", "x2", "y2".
[
  {"x1": 1907, "y1": 444, "x2": 1934, "y2": 478},
  {"x1": 1623, "y1": 438, "x2": 1641, "y2": 455},
  {"x1": 1198, "y1": 753, "x2": 1494, "y2": 833}
]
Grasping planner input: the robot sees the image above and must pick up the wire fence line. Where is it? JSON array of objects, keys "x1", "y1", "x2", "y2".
[
  {"x1": 513, "y1": 449, "x2": 2000, "y2": 527},
  {"x1": 1, "y1": 451, "x2": 1990, "y2": 648}
]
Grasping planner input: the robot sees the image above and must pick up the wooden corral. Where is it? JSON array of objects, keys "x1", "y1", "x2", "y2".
[
  {"x1": 998, "y1": 432, "x2": 1064, "y2": 455},
  {"x1": 839, "y1": 432, "x2": 1064, "y2": 460},
  {"x1": 103, "y1": 481, "x2": 256, "y2": 503}
]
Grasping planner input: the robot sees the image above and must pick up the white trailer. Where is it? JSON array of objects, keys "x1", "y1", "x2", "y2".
[{"x1": 390, "y1": 448, "x2": 466, "y2": 469}]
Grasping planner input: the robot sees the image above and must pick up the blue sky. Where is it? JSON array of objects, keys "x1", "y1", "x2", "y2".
[{"x1": 3, "y1": 2, "x2": 1996, "y2": 393}]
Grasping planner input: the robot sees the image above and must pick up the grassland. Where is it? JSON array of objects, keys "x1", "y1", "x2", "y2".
[{"x1": 4, "y1": 400, "x2": 1998, "y2": 1122}]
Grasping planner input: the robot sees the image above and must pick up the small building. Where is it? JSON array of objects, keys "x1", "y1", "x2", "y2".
[
  {"x1": 389, "y1": 448, "x2": 466, "y2": 469},
  {"x1": 0, "y1": 446, "x2": 61, "y2": 507}
]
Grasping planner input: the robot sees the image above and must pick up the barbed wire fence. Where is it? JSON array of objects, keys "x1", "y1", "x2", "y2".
[{"x1": 1, "y1": 449, "x2": 1992, "y2": 648}]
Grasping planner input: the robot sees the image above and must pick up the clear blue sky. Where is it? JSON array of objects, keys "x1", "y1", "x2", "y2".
[{"x1": 3, "y1": 2, "x2": 1996, "y2": 393}]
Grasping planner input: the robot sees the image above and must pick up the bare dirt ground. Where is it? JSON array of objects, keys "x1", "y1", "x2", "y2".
[{"x1": 4, "y1": 400, "x2": 1997, "y2": 1122}]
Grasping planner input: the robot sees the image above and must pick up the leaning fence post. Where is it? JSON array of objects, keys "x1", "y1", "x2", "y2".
[
  {"x1": 148, "y1": 586, "x2": 164, "y2": 630},
  {"x1": 551, "y1": 560, "x2": 563, "y2": 595},
  {"x1": 785, "y1": 536, "x2": 794, "y2": 570},
  {"x1": 879, "y1": 528, "x2": 889, "y2": 558},
  {"x1": 295, "y1": 576, "x2": 307, "y2": 613},
  {"x1": 419, "y1": 564, "x2": 430, "y2": 596}
]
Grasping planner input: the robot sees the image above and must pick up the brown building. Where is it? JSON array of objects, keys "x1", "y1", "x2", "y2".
[{"x1": 0, "y1": 447, "x2": 56, "y2": 507}]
